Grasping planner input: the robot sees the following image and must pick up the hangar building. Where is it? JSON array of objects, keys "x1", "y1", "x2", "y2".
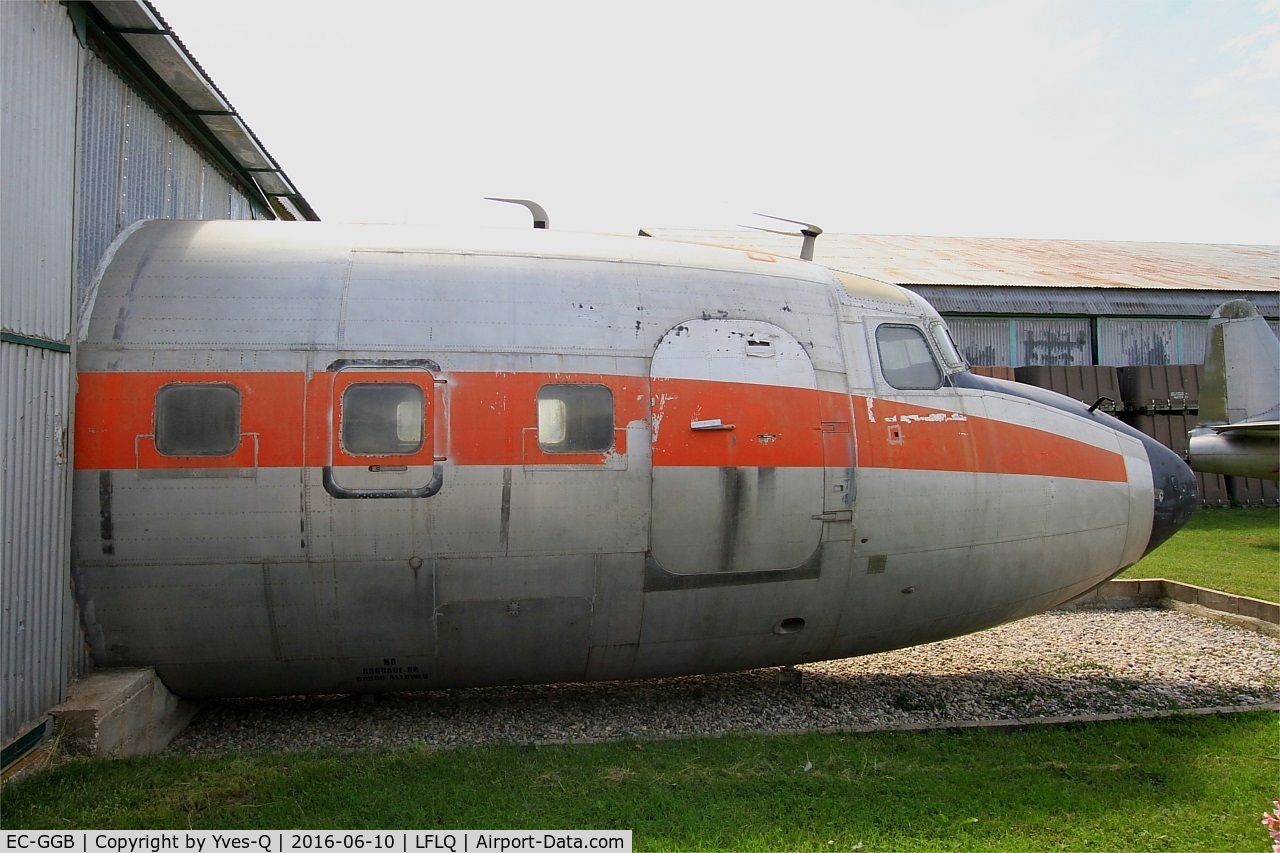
[{"x1": 2, "y1": 0, "x2": 315, "y2": 765}]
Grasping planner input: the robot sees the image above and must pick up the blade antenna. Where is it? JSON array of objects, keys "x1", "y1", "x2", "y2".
[
  {"x1": 485, "y1": 197, "x2": 550, "y2": 229},
  {"x1": 749, "y1": 213, "x2": 823, "y2": 261}
]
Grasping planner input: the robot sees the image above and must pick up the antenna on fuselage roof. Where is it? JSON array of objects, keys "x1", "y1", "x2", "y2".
[
  {"x1": 485, "y1": 197, "x2": 550, "y2": 229},
  {"x1": 741, "y1": 213, "x2": 823, "y2": 261}
]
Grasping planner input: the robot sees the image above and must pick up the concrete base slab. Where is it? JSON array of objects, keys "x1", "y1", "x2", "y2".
[
  {"x1": 50, "y1": 668, "x2": 199, "y2": 758},
  {"x1": 34, "y1": 584, "x2": 1273, "y2": 760},
  {"x1": 1063, "y1": 578, "x2": 1279, "y2": 637}
]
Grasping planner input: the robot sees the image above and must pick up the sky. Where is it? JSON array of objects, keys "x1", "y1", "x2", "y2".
[{"x1": 156, "y1": 0, "x2": 1280, "y2": 245}]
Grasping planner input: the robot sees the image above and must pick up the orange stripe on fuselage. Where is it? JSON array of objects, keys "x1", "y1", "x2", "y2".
[
  {"x1": 852, "y1": 395, "x2": 1129, "y2": 483},
  {"x1": 75, "y1": 372, "x2": 306, "y2": 470},
  {"x1": 75, "y1": 371, "x2": 1129, "y2": 483},
  {"x1": 74, "y1": 370, "x2": 652, "y2": 471},
  {"x1": 649, "y1": 377, "x2": 837, "y2": 469}
]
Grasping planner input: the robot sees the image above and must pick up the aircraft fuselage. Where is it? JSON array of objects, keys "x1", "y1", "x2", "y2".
[{"x1": 72, "y1": 221, "x2": 1196, "y2": 697}]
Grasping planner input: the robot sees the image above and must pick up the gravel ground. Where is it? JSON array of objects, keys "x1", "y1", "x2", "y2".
[{"x1": 168, "y1": 608, "x2": 1279, "y2": 755}]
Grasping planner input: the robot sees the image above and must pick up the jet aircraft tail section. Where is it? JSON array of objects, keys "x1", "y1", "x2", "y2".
[{"x1": 1188, "y1": 299, "x2": 1280, "y2": 480}]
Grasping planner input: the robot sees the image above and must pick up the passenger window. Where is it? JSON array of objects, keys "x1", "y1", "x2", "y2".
[
  {"x1": 876, "y1": 325, "x2": 943, "y2": 390},
  {"x1": 154, "y1": 383, "x2": 241, "y2": 456},
  {"x1": 537, "y1": 384, "x2": 614, "y2": 452},
  {"x1": 342, "y1": 383, "x2": 424, "y2": 455}
]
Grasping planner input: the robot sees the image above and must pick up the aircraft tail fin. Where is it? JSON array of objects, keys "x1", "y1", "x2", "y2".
[{"x1": 1198, "y1": 299, "x2": 1280, "y2": 428}]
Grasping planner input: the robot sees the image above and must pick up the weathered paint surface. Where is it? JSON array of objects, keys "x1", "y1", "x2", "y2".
[{"x1": 71, "y1": 221, "x2": 1196, "y2": 697}]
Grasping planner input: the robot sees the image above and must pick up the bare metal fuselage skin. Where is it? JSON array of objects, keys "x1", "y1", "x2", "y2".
[{"x1": 72, "y1": 221, "x2": 1196, "y2": 698}]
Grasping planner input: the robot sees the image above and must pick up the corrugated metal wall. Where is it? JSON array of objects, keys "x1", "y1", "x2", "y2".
[
  {"x1": 1181, "y1": 322, "x2": 1207, "y2": 368},
  {"x1": 947, "y1": 318, "x2": 1009, "y2": 366},
  {"x1": 949, "y1": 316, "x2": 1269, "y2": 369},
  {"x1": 948, "y1": 317, "x2": 1091, "y2": 367},
  {"x1": 1, "y1": 0, "x2": 78, "y2": 751},
  {"x1": 3, "y1": 1, "x2": 269, "y2": 755},
  {"x1": 2, "y1": 2, "x2": 77, "y2": 340},
  {"x1": 1097, "y1": 318, "x2": 1211, "y2": 366},
  {"x1": 1016, "y1": 318, "x2": 1091, "y2": 367},
  {"x1": 76, "y1": 54, "x2": 261, "y2": 303},
  {"x1": 1, "y1": 346, "x2": 73, "y2": 748}
]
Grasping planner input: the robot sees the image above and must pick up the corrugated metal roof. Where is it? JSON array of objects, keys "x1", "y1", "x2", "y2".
[
  {"x1": 644, "y1": 229, "x2": 1279, "y2": 293},
  {"x1": 906, "y1": 285, "x2": 1280, "y2": 318},
  {"x1": 81, "y1": 0, "x2": 318, "y2": 221}
]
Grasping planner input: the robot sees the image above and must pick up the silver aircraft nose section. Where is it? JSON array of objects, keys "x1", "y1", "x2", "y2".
[
  {"x1": 1138, "y1": 430, "x2": 1198, "y2": 557},
  {"x1": 949, "y1": 370, "x2": 1198, "y2": 561}
]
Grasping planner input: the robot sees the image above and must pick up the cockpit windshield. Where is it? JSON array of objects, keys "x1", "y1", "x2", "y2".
[{"x1": 929, "y1": 320, "x2": 967, "y2": 372}]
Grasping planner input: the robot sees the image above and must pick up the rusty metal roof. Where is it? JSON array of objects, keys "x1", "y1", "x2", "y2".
[{"x1": 643, "y1": 230, "x2": 1279, "y2": 293}]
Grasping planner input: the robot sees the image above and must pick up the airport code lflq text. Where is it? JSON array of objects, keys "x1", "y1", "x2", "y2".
[{"x1": 2, "y1": 834, "x2": 631, "y2": 853}]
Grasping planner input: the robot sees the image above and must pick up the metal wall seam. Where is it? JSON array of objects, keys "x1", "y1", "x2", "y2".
[{"x1": 67, "y1": 22, "x2": 94, "y2": 697}]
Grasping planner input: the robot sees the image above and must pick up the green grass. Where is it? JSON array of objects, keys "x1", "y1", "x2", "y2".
[
  {"x1": 1120, "y1": 506, "x2": 1279, "y2": 601},
  {"x1": 5, "y1": 509, "x2": 1275, "y2": 846},
  {"x1": 4, "y1": 713, "x2": 1278, "y2": 850}
]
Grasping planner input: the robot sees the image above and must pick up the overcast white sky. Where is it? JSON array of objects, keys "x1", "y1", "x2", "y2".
[{"x1": 157, "y1": 0, "x2": 1280, "y2": 245}]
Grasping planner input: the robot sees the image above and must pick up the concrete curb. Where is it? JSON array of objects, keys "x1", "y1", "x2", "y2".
[
  {"x1": 1060, "y1": 578, "x2": 1279, "y2": 637},
  {"x1": 805, "y1": 702, "x2": 1280, "y2": 736},
  {"x1": 528, "y1": 703, "x2": 1280, "y2": 748}
]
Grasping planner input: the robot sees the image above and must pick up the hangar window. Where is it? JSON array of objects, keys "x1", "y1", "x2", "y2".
[
  {"x1": 154, "y1": 383, "x2": 241, "y2": 456},
  {"x1": 876, "y1": 324, "x2": 943, "y2": 390},
  {"x1": 342, "y1": 383, "x2": 424, "y2": 455},
  {"x1": 537, "y1": 384, "x2": 614, "y2": 453}
]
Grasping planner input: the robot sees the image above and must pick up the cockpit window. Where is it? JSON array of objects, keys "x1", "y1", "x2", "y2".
[
  {"x1": 929, "y1": 321, "x2": 967, "y2": 370},
  {"x1": 876, "y1": 324, "x2": 943, "y2": 390}
]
